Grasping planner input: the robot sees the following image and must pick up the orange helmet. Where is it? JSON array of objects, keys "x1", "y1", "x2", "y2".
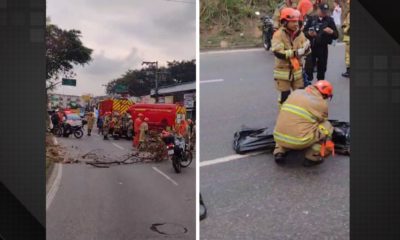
[
  {"x1": 280, "y1": 7, "x2": 300, "y2": 22},
  {"x1": 314, "y1": 80, "x2": 333, "y2": 98},
  {"x1": 138, "y1": 113, "x2": 144, "y2": 117},
  {"x1": 144, "y1": 117, "x2": 149, "y2": 122}
]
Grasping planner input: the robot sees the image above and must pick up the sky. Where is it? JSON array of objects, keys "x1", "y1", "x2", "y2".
[{"x1": 47, "y1": 0, "x2": 196, "y2": 96}]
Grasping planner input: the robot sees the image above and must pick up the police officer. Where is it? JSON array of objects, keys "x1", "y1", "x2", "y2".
[{"x1": 303, "y1": 3, "x2": 338, "y2": 82}]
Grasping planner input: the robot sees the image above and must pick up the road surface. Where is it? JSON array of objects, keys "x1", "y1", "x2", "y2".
[
  {"x1": 200, "y1": 45, "x2": 349, "y2": 240},
  {"x1": 46, "y1": 133, "x2": 196, "y2": 240}
]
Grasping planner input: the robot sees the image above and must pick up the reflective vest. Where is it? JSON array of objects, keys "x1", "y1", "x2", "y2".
[
  {"x1": 273, "y1": 87, "x2": 331, "y2": 149},
  {"x1": 271, "y1": 27, "x2": 310, "y2": 82}
]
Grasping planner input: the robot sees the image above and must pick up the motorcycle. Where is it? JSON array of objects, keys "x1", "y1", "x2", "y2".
[
  {"x1": 255, "y1": 11, "x2": 274, "y2": 51},
  {"x1": 60, "y1": 122, "x2": 85, "y2": 139},
  {"x1": 162, "y1": 134, "x2": 193, "y2": 174}
]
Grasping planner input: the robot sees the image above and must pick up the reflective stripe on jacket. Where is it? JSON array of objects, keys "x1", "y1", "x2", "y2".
[
  {"x1": 273, "y1": 86, "x2": 330, "y2": 149},
  {"x1": 271, "y1": 27, "x2": 310, "y2": 81}
]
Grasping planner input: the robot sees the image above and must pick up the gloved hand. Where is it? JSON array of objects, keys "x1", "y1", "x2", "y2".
[
  {"x1": 296, "y1": 41, "x2": 311, "y2": 57},
  {"x1": 296, "y1": 47, "x2": 306, "y2": 57},
  {"x1": 303, "y1": 40, "x2": 310, "y2": 50}
]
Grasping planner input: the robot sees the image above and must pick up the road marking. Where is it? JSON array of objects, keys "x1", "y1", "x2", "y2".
[
  {"x1": 200, "y1": 48, "x2": 265, "y2": 55},
  {"x1": 46, "y1": 163, "x2": 63, "y2": 211},
  {"x1": 112, "y1": 143, "x2": 125, "y2": 150},
  {"x1": 200, "y1": 151, "x2": 266, "y2": 167},
  {"x1": 200, "y1": 79, "x2": 224, "y2": 84},
  {"x1": 152, "y1": 167, "x2": 178, "y2": 186}
]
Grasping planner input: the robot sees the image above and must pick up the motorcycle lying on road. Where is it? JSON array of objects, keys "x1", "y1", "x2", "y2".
[
  {"x1": 255, "y1": 11, "x2": 274, "y2": 51},
  {"x1": 163, "y1": 134, "x2": 193, "y2": 173}
]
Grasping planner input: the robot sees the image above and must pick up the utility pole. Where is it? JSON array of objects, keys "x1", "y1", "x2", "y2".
[{"x1": 142, "y1": 61, "x2": 159, "y2": 103}]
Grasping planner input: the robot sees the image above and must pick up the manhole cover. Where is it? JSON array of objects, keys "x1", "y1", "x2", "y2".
[{"x1": 150, "y1": 223, "x2": 188, "y2": 235}]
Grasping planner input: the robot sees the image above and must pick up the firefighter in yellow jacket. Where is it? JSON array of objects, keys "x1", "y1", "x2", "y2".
[
  {"x1": 341, "y1": 0, "x2": 350, "y2": 78},
  {"x1": 273, "y1": 80, "x2": 334, "y2": 167},
  {"x1": 273, "y1": 0, "x2": 299, "y2": 30},
  {"x1": 271, "y1": 7, "x2": 311, "y2": 107}
]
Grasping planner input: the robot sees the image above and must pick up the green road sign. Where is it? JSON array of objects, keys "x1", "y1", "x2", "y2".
[
  {"x1": 114, "y1": 84, "x2": 128, "y2": 93},
  {"x1": 62, "y1": 78, "x2": 77, "y2": 86}
]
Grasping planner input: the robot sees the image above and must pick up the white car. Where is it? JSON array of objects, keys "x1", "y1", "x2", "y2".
[{"x1": 65, "y1": 113, "x2": 83, "y2": 127}]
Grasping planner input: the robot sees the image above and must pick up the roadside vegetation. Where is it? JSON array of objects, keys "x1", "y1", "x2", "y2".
[{"x1": 200, "y1": 0, "x2": 345, "y2": 50}]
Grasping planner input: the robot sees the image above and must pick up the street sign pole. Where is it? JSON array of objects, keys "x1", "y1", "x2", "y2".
[{"x1": 142, "y1": 61, "x2": 159, "y2": 103}]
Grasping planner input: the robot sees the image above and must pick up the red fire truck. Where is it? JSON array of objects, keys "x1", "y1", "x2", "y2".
[{"x1": 127, "y1": 103, "x2": 186, "y2": 131}]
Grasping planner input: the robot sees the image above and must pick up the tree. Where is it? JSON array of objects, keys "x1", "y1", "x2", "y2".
[
  {"x1": 106, "y1": 60, "x2": 196, "y2": 97},
  {"x1": 46, "y1": 20, "x2": 93, "y2": 91}
]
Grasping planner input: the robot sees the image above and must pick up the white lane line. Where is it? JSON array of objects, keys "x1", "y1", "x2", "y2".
[
  {"x1": 152, "y1": 167, "x2": 179, "y2": 186},
  {"x1": 46, "y1": 163, "x2": 63, "y2": 211},
  {"x1": 112, "y1": 143, "x2": 125, "y2": 150},
  {"x1": 200, "y1": 151, "x2": 266, "y2": 167},
  {"x1": 200, "y1": 79, "x2": 224, "y2": 84},
  {"x1": 200, "y1": 48, "x2": 265, "y2": 55}
]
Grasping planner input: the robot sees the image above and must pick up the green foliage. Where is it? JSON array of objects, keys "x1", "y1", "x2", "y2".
[
  {"x1": 46, "y1": 20, "x2": 93, "y2": 89},
  {"x1": 201, "y1": 0, "x2": 281, "y2": 32},
  {"x1": 106, "y1": 60, "x2": 196, "y2": 97}
]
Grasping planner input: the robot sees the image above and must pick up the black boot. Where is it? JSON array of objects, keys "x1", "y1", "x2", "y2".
[
  {"x1": 303, "y1": 158, "x2": 324, "y2": 167},
  {"x1": 274, "y1": 153, "x2": 286, "y2": 165},
  {"x1": 342, "y1": 67, "x2": 350, "y2": 78}
]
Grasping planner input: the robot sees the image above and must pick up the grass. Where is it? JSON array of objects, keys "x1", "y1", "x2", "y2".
[
  {"x1": 200, "y1": 0, "x2": 348, "y2": 50},
  {"x1": 200, "y1": 0, "x2": 280, "y2": 50}
]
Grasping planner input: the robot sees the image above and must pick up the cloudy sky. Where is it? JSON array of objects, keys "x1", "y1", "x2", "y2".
[{"x1": 47, "y1": 0, "x2": 196, "y2": 96}]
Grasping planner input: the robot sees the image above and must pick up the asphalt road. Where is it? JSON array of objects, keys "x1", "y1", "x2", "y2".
[
  {"x1": 46, "y1": 133, "x2": 196, "y2": 240},
  {"x1": 200, "y1": 45, "x2": 349, "y2": 240}
]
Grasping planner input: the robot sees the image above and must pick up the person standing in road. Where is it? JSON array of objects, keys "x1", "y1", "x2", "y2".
[
  {"x1": 86, "y1": 112, "x2": 95, "y2": 136},
  {"x1": 97, "y1": 115, "x2": 103, "y2": 135},
  {"x1": 341, "y1": 0, "x2": 350, "y2": 78},
  {"x1": 303, "y1": 3, "x2": 338, "y2": 82},
  {"x1": 139, "y1": 117, "x2": 149, "y2": 150},
  {"x1": 133, "y1": 113, "x2": 144, "y2": 148},
  {"x1": 103, "y1": 113, "x2": 111, "y2": 140},
  {"x1": 331, "y1": 1, "x2": 342, "y2": 42},
  {"x1": 271, "y1": 7, "x2": 311, "y2": 107},
  {"x1": 297, "y1": 0, "x2": 314, "y2": 24},
  {"x1": 273, "y1": 80, "x2": 335, "y2": 167},
  {"x1": 113, "y1": 116, "x2": 122, "y2": 140},
  {"x1": 272, "y1": 0, "x2": 299, "y2": 31},
  {"x1": 127, "y1": 114, "x2": 133, "y2": 139}
]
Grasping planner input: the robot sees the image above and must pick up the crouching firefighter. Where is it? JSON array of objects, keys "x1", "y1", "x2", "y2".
[
  {"x1": 273, "y1": 80, "x2": 335, "y2": 167},
  {"x1": 271, "y1": 7, "x2": 311, "y2": 108}
]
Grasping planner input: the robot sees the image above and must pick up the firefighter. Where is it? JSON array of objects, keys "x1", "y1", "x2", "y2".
[
  {"x1": 273, "y1": 80, "x2": 335, "y2": 167},
  {"x1": 271, "y1": 7, "x2": 311, "y2": 107},
  {"x1": 133, "y1": 113, "x2": 144, "y2": 148},
  {"x1": 272, "y1": 0, "x2": 299, "y2": 31},
  {"x1": 297, "y1": 0, "x2": 313, "y2": 24},
  {"x1": 103, "y1": 113, "x2": 111, "y2": 140},
  {"x1": 139, "y1": 117, "x2": 149, "y2": 150},
  {"x1": 341, "y1": 0, "x2": 350, "y2": 78},
  {"x1": 113, "y1": 115, "x2": 122, "y2": 140},
  {"x1": 86, "y1": 112, "x2": 95, "y2": 136},
  {"x1": 177, "y1": 119, "x2": 188, "y2": 139}
]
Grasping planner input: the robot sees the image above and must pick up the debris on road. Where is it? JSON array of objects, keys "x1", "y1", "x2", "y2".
[{"x1": 233, "y1": 120, "x2": 350, "y2": 155}]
